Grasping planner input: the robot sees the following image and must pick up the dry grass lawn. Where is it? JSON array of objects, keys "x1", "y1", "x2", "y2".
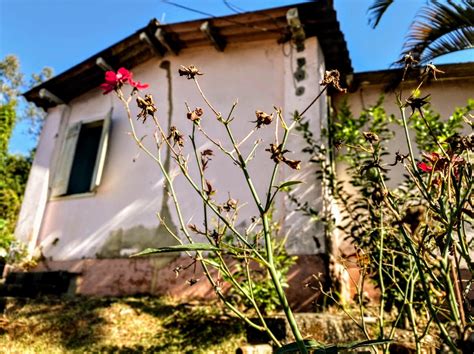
[{"x1": 0, "y1": 296, "x2": 245, "y2": 353}]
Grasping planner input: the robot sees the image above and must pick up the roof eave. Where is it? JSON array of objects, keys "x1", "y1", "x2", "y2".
[{"x1": 24, "y1": 1, "x2": 353, "y2": 109}]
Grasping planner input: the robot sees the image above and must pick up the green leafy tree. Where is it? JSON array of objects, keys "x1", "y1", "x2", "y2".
[{"x1": 0, "y1": 55, "x2": 52, "y2": 258}]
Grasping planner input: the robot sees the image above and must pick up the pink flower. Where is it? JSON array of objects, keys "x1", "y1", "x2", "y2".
[{"x1": 100, "y1": 68, "x2": 149, "y2": 94}]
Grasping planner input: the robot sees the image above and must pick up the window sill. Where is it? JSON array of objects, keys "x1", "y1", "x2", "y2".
[{"x1": 50, "y1": 191, "x2": 96, "y2": 201}]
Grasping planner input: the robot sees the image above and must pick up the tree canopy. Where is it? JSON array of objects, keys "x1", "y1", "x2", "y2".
[{"x1": 0, "y1": 55, "x2": 52, "y2": 258}]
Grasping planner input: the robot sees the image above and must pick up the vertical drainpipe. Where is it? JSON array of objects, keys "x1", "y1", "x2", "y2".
[
  {"x1": 323, "y1": 86, "x2": 352, "y2": 303},
  {"x1": 321, "y1": 86, "x2": 337, "y2": 295}
]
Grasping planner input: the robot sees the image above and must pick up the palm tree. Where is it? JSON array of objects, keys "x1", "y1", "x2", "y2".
[{"x1": 368, "y1": 0, "x2": 474, "y2": 64}]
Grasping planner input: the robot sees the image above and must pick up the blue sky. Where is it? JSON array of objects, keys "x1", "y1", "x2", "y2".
[{"x1": 1, "y1": 0, "x2": 473, "y2": 154}]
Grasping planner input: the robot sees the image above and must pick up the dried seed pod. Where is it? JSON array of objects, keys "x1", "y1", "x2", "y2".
[
  {"x1": 204, "y1": 179, "x2": 216, "y2": 197},
  {"x1": 178, "y1": 65, "x2": 203, "y2": 79},
  {"x1": 223, "y1": 197, "x2": 237, "y2": 212},
  {"x1": 187, "y1": 107, "x2": 204, "y2": 122},
  {"x1": 403, "y1": 52, "x2": 419, "y2": 67},
  {"x1": 424, "y1": 63, "x2": 444, "y2": 80},
  {"x1": 136, "y1": 94, "x2": 157, "y2": 123},
  {"x1": 404, "y1": 94, "x2": 431, "y2": 114},
  {"x1": 254, "y1": 110, "x2": 273, "y2": 128},
  {"x1": 389, "y1": 151, "x2": 409, "y2": 166},
  {"x1": 320, "y1": 70, "x2": 347, "y2": 93},
  {"x1": 167, "y1": 126, "x2": 185, "y2": 147},
  {"x1": 363, "y1": 131, "x2": 380, "y2": 144},
  {"x1": 200, "y1": 149, "x2": 213, "y2": 171},
  {"x1": 265, "y1": 143, "x2": 301, "y2": 170}
]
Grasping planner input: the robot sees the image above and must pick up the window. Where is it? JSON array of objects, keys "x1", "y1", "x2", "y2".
[{"x1": 51, "y1": 113, "x2": 111, "y2": 197}]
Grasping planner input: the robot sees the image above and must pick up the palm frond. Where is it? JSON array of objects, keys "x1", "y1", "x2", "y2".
[
  {"x1": 416, "y1": 27, "x2": 473, "y2": 62},
  {"x1": 401, "y1": 0, "x2": 474, "y2": 64},
  {"x1": 368, "y1": 0, "x2": 395, "y2": 28}
]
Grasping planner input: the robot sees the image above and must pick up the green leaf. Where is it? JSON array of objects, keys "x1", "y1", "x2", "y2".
[
  {"x1": 131, "y1": 243, "x2": 219, "y2": 257},
  {"x1": 275, "y1": 180, "x2": 303, "y2": 190}
]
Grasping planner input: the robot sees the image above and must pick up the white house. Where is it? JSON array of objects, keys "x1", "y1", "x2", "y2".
[{"x1": 17, "y1": 2, "x2": 353, "y2": 308}]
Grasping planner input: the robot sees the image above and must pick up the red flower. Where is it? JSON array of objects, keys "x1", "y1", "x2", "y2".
[
  {"x1": 100, "y1": 67, "x2": 149, "y2": 94},
  {"x1": 417, "y1": 151, "x2": 464, "y2": 175},
  {"x1": 417, "y1": 152, "x2": 441, "y2": 173},
  {"x1": 130, "y1": 79, "x2": 149, "y2": 90},
  {"x1": 423, "y1": 152, "x2": 441, "y2": 164},
  {"x1": 417, "y1": 161, "x2": 433, "y2": 173}
]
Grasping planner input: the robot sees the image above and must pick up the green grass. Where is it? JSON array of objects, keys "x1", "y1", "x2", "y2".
[{"x1": 0, "y1": 296, "x2": 245, "y2": 353}]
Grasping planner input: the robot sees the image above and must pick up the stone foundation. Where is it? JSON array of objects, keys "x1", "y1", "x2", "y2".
[{"x1": 33, "y1": 255, "x2": 327, "y2": 312}]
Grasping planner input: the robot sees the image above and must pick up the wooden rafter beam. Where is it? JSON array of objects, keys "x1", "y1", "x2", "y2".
[
  {"x1": 39, "y1": 88, "x2": 65, "y2": 105},
  {"x1": 154, "y1": 28, "x2": 180, "y2": 56},
  {"x1": 139, "y1": 31, "x2": 165, "y2": 57},
  {"x1": 200, "y1": 21, "x2": 226, "y2": 52},
  {"x1": 96, "y1": 57, "x2": 113, "y2": 71}
]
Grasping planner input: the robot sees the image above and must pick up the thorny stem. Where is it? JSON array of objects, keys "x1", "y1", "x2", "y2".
[
  {"x1": 120, "y1": 91, "x2": 270, "y2": 334},
  {"x1": 195, "y1": 123, "x2": 238, "y2": 164},
  {"x1": 398, "y1": 102, "x2": 418, "y2": 173},
  {"x1": 224, "y1": 117, "x2": 309, "y2": 351},
  {"x1": 232, "y1": 128, "x2": 256, "y2": 153},
  {"x1": 213, "y1": 250, "x2": 283, "y2": 346},
  {"x1": 378, "y1": 212, "x2": 385, "y2": 341},
  {"x1": 407, "y1": 258, "x2": 421, "y2": 354},
  {"x1": 397, "y1": 98, "x2": 445, "y2": 219},
  {"x1": 382, "y1": 194, "x2": 459, "y2": 352},
  {"x1": 374, "y1": 156, "x2": 459, "y2": 351},
  {"x1": 119, "y1": 93, "x2": 191, "y2": 244},
  {"x1": 384, "y1": 267, "x2": 417, "y2": 353},
  {"x1": 262, "y1": 214, "x2": 309, "y2": 351},
  {"x1": 417, "y1": 109, "x2": 448, "y2": 158},
  {"x1": 193, "y1": 76, "x2": 309, "y2": 352},
  {"x1": 264, "y1": 109, "x2": 291, "y2": 211},
  {"x1": 150, "y1": 101, "x2": 265, "y2": 262},
  {"x1": 190, "y1": 124, "x2": 213, "y2": 246},
  {"x1": 189, "y1": 123, "x2": 281, "y2": 346},
  {"x1": 243, "y1": 256, "x2": 283, "y2": 346},
  {"x1": 357, "y1": 269, "x2": 371, "y2": 341},
  {"x1": 451, "y1": 252, "x2": 466, "y2": 329},
  {"x1": 193, "y1": 78, "x2": 220, "y2": 117},
  {"x1": 443, "y1": 258, "x2": 462, "y2": 335},
  {"x1": 299, "y1": 85, "x2": 327, "y2": 117},
  {"x1": 172, "y1": 147, "x2": 263, "y2": 256}
]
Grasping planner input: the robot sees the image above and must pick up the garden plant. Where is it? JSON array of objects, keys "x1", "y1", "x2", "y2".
[
  {"x1": 101, "y1": 65, "x2": 391, "y2": 353},
  {"x1": 101, "y1": 54, "x2": 472, "y2": 351},
  {"x1": 298, "y1": 56, "x2": 473, "y2": 353}
]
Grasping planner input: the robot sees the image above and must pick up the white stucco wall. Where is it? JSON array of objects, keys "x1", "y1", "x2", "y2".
[{"x1": 17, "y1": 37, "x2": 328, "y2": 261}]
